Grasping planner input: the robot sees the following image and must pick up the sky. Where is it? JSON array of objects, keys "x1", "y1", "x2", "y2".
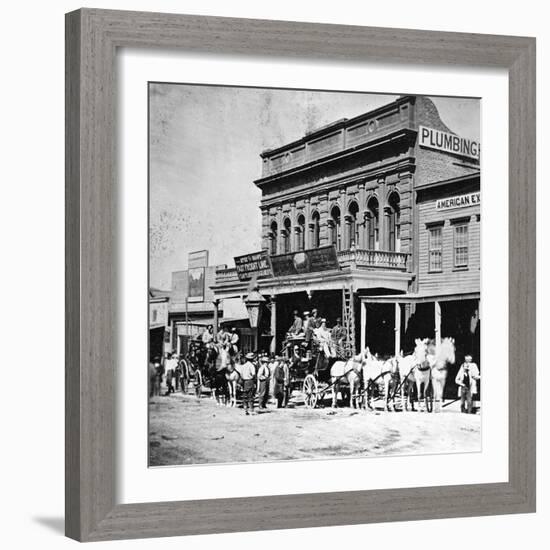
[{"x1": 149, "y1": 84, "x2": 480, "y2": 290}]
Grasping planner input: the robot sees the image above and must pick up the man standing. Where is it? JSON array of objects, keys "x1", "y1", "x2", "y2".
[
  {"x1": 272, "y1": 356, "x2": 290, "y2": 408},
  {"x1": 257, "y1": 356, "x2": 271, "y2": 410},
  {"x1": 311, "y1": 308, "x2": 322, "y2": 329},
  {"x1": 241, "y1": 352, "x2": 257, "y2": 415},
  {"x1": 229, "y1": 327, "x2": 240, "y2": 355},
  {"x1": 217, "y1": 326, "x2": 229, "y2": 347},
  {"x1": 164, "y1": 352, "x2": 178, "y2": 395},
  {"x1": 201, "y1": 325, "x2": 214, "y2": 346},
  {"x1": 331, "y1": 317, "x2": 346, "y2": 355},
  {"x1": 287, "y1": 310, "x2": 303, "y2": 336},
  {"x1": 303, "y1": 311, "x2": 314, "y2": 349},
  {"x1": 455, "y1": 355, "x2": 480, "y2": 413}
]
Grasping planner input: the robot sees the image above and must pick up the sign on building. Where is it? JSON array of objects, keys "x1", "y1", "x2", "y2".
[
  {"x1": 419, "y1": 125, "x2": 480, "y2": 161},
  {"x1": 188, "y1": 267, "x2": 205, "y2": 302},
  {"x1": 270, "y1": 246, "x2": 340, "y2": 277},
  {"x1": 436, "y1": 192, "x2": 481, "y2": 211},
  {"x1": 234, "y1": 250, "x2": 273, "y2": 281},
  {"x1": 188, "y1": 250, "x2": 209, "y2": 269}
]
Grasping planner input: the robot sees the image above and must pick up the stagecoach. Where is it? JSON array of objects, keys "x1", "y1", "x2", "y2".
[{"x1": 282, "y1": 335, "x2": 352, "y2": 408}]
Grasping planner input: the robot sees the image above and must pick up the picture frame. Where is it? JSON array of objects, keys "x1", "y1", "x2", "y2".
[{"x1": 65, "y1": 8, "x2": 536, "y2": 542}]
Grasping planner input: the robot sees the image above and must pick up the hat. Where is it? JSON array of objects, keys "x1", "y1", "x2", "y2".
[
  {"x1": 303, "y1": 311, "x2": 310, "y2": 316},
  {"x1": 245, "y1": 352, "x2": 255, "y2": 360},
  {"x1": 312, "y1": 308, "x2": 318, "y2": 313},
  {"x1": 336, "y1": 317, "x2": 342, "y2": 322},
  {"x1": 293, "y1": 309, "x2": 299, "y2": 315},
  {"x1": 321, "y1": 318, "x2": 327, "y2": 324},
  {"x1": 260, "y1": 357, "x2": 269, "y2": 363}
]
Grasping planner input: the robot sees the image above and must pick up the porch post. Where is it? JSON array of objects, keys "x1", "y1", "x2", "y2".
[
  {"x1": 434, "y1": 300, "x2": 441, "y2": 347},
  {"x1": 360, "y1": 300, "x2": 367, "y2": 352},
  {"x1": 213, "y1": 299, "x2": 220, "y2": 338},
  {"x1": 270, "y1": 295, "x2": 277, "y2": 355},
  {"x1": 394, "y1": 302, "x2": 401, "y2": 357}
]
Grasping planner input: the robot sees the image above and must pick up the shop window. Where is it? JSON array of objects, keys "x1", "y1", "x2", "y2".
[
  {"x1": 283, "y1": 217, "x2": 291, "y2": 253},
  {"x1": 429, "y1": 226, "x2": 443, "y2": 271},
  {"x1": 311, "y1": 211, "x2": 320, "y2": 248},
  {"x1": 366, "y1": 197, "x2": 379, "y2": 250},
  {"x1": 329, "y1": 205, "x2": 341, "y2": 250},
  {"x1": 454, "y1": 224, "x2": 469, "y2": 267},
  {"x1": 388, "y1": 192, "x2": 401, "y2": 252},
  {"x1": 270, "y1": 221, "x2": 278, "y2": 255},
  {"x1": 296, "y1": 214, "x2": 306, "y2": 251},
  {"x1": 348, "y1": 201, "x2": 359, "y2": 248}
]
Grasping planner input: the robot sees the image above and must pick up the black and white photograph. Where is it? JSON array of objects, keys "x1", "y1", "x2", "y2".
[{"x1": 148, "y1": 84, "x2": 481, "y2": 467}]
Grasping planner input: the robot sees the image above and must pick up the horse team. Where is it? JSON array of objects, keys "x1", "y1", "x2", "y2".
[{"x1": 329, "y1": 337, "x2": 456, "y2": 412}]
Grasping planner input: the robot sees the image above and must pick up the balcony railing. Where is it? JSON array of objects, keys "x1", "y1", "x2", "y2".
[
  {"x1": 215, "y1": 248, "x2": 410, "y2": 285},
  {"x1": 337, "y1": 249, "x2": 410, "y2": 271}
]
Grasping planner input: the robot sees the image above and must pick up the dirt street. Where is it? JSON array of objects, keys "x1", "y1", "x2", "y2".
[{"x1": 149, "y1": 389, "x2": 481, "y2": 466}]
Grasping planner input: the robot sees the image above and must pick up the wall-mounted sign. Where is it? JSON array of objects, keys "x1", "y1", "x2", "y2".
[
  {"x1": 270, "y1": 245, "x2": 340, "y2": 278},
  {"x1": 419, "y1": 125, "x2": 480, "y2": 161},
  {"x1": 234, "y1": 250, "x2": 273, "y2": 281},
  {"x1": 436, "y1": 192, "x2": 480, "y2": 211},
  {"x1": 188, "y1": 267, "x2": 205, "y2": 302},
  {"x1": 188, "y1": 250, "x2": 209, "y2": 269}
]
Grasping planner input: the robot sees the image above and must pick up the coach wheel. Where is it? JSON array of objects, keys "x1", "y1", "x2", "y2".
[
  {"x1": 303, "y1": 374, "x2": 318, "y2": 408},
  {"x1": 425, "y1": 383, "x2": 434, "y2": 413}
]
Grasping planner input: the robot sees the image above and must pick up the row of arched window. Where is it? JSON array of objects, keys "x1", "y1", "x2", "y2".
[{"x1": 269, "y1": 192, "x2": 401, "y2": 255}]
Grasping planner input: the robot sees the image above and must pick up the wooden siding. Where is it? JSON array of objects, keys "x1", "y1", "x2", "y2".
[{"x1": 417, "y1": 198, "x2": 480, "y2": 294}]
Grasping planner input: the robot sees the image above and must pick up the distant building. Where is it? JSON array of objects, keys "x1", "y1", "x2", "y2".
[{"x1": 149, "y1": 288, "x2": 170, "y2": 361}]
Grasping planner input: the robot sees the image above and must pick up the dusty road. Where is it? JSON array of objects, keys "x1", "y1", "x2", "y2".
[{"x1": 149, "y1": 389, "x2": 481, "y2": 466}]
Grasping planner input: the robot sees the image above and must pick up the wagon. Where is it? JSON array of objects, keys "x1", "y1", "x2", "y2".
[{"x1": 282, "y1": 336, "x2": 352, "y2": 408}]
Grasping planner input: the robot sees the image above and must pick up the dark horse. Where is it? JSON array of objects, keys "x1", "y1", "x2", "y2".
[{"x1": 205, "y1": 344, "x2": 228, "y2": 405}]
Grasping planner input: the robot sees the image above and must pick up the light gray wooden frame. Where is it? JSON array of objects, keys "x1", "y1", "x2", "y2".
[{"x1": 65, "y1": 8, "x2": 536, "y2": 542}]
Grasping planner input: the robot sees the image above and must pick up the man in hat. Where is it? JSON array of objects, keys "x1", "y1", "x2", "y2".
[
  {"x1": 311, "y1": 308, "x2": 322, "y2": 329},
  {"x1": 229, "y1": 327, "x2": 240, "y2": 355},
  {"x1": 455, "y1": 355, "x2": 480, "y2": 414},
  {"x1": 287, "y1": 309, "x2": 303, "y2": 336},
  {"x1": 241, "y1": 352, "x2": 257, "y2": 415},
  {"x1": 272, "y1": 356, "x2": 290, "y2": 408},
  {"x1": 201, "y1": 325, "x2": 214, "y2": 346},
  {"x1": 257, "y1": 356, "x2": 271, "y2": 410},
  {"x1": 331, "y1": 317, "x2": 346, "y2": 356},
  {"x1": 303, "y1": 311, "x2": 314, "y2": 348}
]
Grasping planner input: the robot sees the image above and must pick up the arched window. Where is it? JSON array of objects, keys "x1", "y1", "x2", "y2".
[
  {"x1": 348, "y1": 201, "x2": 359, "y2": 248},
  {"x1": 296, "y1": 214, "x2": 306, "y2": 251},
  {"x1": 283, "y1": 217, "x2": 292, "y2": 253},
  {"x1": 387, "y1": 192, "x2": 401, "y2": 252},
  {"x1": 366, "y1": 197, "x2": 379, "y2": 250},
  {"x1": 329, "y1": 205, "x2": 341, "y2": 251},
  {"x1": 270, "y1": 220, "x2": 278, "y2": 255},
  {"x1": 311, "y1": 211, "x2": 320, "y2": 248}
]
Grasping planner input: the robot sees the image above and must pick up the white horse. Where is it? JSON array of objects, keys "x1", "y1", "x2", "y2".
[
  {"x1": 396, "y1": 338, "x2": 429, "y2": 411},
  {"x1": 362, "y1": 349, "x2": 398, "y2": 411},
  {"x1": 330, "y1": 350, "x2": 366, "y2": 408},
  {"x1": 427, "y1": 337, "x2": 456, "y2": 412}
]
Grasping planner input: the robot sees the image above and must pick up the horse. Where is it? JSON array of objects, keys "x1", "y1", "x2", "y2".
[
  {"x1": 395, "y1": 338, "x2": 429, "y2": 411},
  {"x1": 224, "y1": 352, "x2": 247, "y2": 408},
  {"x1": 362, "y1": 349, "x2": 399, "y2": 411},
  {"x1": 204, "y1": 343, "x2": 228, "y2": 405},
  {"x1": 329, "y1": 350, "x2": 366, "y2": 408},
  {"x1": 427, "y1": 337, "x2": 456, "y2": 412}
]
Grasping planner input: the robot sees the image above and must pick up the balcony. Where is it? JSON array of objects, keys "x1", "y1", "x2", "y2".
[
  {"x1": 215, "y1": 248, "x2": 410, "y2": 287},
  {"x1": 337, "y1": 249, "x2": 409, "y2": 271}
]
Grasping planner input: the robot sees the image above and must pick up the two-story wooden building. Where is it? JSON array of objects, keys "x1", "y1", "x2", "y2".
[{"x1": 211, "y1": 95, "x2": 480, "y2": 365}]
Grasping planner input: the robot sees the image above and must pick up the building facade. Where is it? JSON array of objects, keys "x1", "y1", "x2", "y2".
[{"x1": 211, "y1": 95, "x2": 480, "y2": 382}]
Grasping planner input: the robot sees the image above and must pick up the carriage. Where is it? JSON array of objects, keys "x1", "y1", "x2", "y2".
[{"x1": 282, "y1": 335, "x2": 352, "y2": 408}]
